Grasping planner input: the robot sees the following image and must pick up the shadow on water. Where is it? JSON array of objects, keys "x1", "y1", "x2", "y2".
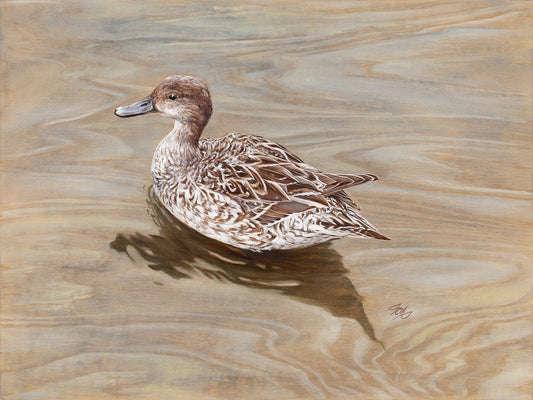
[{"x1": 110, "y1": 186, "x2": 383, "y2": 347}]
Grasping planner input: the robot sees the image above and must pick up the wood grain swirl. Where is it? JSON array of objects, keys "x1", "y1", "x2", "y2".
[{"x1": 1, "y1": 0, "x2": 531, "y2": 399}]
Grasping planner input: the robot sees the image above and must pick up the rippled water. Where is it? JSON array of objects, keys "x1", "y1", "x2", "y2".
[{"x1": 1, "y1": 1, "x2": 532, "y2": 399}]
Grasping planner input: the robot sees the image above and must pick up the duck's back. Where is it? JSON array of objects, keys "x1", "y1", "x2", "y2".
[{"x1": 181, "y1": 132, "x2": 388, "y2": 250}]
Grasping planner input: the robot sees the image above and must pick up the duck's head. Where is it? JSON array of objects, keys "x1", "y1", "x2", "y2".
[{"x1": 114, "y1": 75, "x2": 213, "y2": 132}]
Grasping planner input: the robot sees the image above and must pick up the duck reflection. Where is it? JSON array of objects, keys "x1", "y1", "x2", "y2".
[{"x1": 111, "y1": 187, "x2": 382, "y2": 346}]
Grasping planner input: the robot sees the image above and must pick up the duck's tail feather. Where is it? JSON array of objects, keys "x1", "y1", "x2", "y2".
[
  {"x1": 322, "y1": 173, "x2": 379, "y2": 196},
  {"x1": 362, "y1": 229, "x2": 391, "y2": 240}
]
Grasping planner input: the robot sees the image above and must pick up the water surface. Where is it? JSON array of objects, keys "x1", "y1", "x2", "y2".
[{"x1": 1, "y1": 1, "x2": 532, "y2": 399}]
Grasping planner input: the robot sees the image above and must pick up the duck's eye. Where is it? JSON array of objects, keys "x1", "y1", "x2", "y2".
[{"x1": 169, "y1": 94, "x2": 177, "y2": 100}]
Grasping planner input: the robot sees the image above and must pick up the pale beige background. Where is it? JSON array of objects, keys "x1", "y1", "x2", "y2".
[{"x1": 1, "y1": 1, "x2": 532, "y2": 399}]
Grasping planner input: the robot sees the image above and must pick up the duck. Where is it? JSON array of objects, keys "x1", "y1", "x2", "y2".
[{"x1": 114, "y1": 75, "x2": 389, "y2": 251}]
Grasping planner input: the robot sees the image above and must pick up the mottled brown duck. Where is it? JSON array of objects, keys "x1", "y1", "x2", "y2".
[{"x1": 114, "y1": 75, "x2": 389, "y2": 250}]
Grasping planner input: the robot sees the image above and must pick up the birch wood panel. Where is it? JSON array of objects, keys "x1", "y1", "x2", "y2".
[{"x1": 1, "y1": 1, "x2": 531, "y2": 399}]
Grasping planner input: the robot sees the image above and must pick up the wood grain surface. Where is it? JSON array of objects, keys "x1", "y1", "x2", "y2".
[{"x1": 1, "y1": 1, "x2": 531, "y2": 399}]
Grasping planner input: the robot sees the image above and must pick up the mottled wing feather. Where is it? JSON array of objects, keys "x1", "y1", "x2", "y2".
[
  {"x1": 330, "y1": 189, "x2": 362, "y2": 211},
  {"x1": 236, "y1": 134, "x2": 378, "y2": 197},
  {"x1": 321, "y1": 173, "x2": 379, "y2": 195},
  {"x1": 249, "y1": 201, "x2": 313, "y2": 224},
  {"x1": 201, "y1": 133, "x2": 378, "y2": 222}
]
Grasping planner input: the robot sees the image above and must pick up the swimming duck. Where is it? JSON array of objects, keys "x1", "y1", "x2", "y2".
[{"x1": 114, "y1": 75, "x2": 389, "y2": 251}]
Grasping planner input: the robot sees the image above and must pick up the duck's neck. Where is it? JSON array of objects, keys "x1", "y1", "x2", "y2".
[{"x1": 158, "y1": 120, "x2": 202, "y2": 167}]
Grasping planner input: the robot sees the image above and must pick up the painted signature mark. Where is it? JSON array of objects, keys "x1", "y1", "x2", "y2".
[{"x1": 389, "y1": 303, "x2": 413, "y2": 320}]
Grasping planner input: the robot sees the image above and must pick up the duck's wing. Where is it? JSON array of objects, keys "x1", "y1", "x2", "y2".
[{"x1": 202, "y1": 133, "x2": 378, "y2": 222}]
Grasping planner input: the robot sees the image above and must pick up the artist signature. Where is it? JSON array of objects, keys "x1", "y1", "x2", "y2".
[{"x1": 389, "y1": 303, "x2": 413, "y2": 320}]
